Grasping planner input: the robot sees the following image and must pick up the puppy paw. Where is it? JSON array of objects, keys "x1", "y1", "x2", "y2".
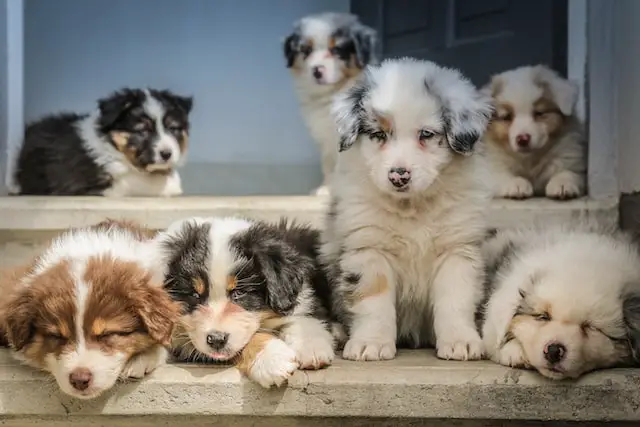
[
  {"x1": 494, "y1": 340, "x2": 530, "y2": 368},
  {"x1": 160, "y1": 172, "x2": 183, "y2": 197},
  {"x1": 291, "y1": 331, "x2": 335, "y2": 370},
  {"x1": 497, "y1": 177, "x2": 534, "y2": 199},
  {"x1": 248, "y1": 339, "x2": 298, "y2": 389},
  {"x1": 342, "y1": 339, "x2": 396, "y2": 361},
  {"x1": 313, "y1": 185, "x2": 330, "y2": 197},
  {"x1": 121, "y1": 346, "x2": 168, "y2": 379},
  {"x1": 436, "y1": 332, "x2": 484, "y2": 361},
  {"x1": 545, "y1": 173, "x2": 583, "y2": 200}
]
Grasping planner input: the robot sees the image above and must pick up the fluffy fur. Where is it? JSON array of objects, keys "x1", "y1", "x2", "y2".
[
  {"x1": 9, "y1": 88, "x2": 193, "y2": 196},
  {"x1": 322, "y1": 58, "x2": 493, "y2": 362},
  {"x1": 283, "y1": 12, "x2": 378, "y2": 196},
  {"x1": 481, "y1": 222, "x2": 640, "y2": 379},
  {"x1": 154, "y1": 216, "x2": 336, "y2": 388},
  {"x1": 482, "y1": 65, "x2": 586, "y2": 200},
  {"x1": 0, "y1": 219, "x2": 179, "y2": 399}
]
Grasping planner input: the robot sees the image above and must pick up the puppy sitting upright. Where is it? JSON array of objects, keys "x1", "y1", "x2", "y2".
[
  {"x1": 9, "y1": 88, "x2": 192, "y2": 196},
  {"x1": 481, "y1": 223, "x2": 640, "y2": 379},
  {"x1": 283, "y1": 12, "x2": 378, "y2": 196},
  {"x1": 155, "y1": 216, "x2": 335, "y2": 388},
  {"x1": 482, "y1": 65, "x2": 586, "y2": 200},
  {"x1": 323, "y1": 58, "x2": 493, "y2": 361}
]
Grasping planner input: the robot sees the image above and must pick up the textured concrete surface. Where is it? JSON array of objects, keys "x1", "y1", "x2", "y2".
[{"x1": 0, "y1": 349, "x2": 638, "y2": 424}]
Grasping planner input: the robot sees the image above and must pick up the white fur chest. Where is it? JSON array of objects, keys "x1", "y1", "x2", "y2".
[{"x1": 297, "y1": 91, "x2": 340, "y2": 150}]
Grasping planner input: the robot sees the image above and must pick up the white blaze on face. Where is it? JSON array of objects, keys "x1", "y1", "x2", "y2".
[
  {"x1": 143, "y1": 90, "x2": 181, "y2": 170},
  {"x1": 301, "y1": 19, "x2": 345, "y2": 86}
]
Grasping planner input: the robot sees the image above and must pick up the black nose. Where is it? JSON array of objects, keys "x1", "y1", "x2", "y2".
[
  {"x1": 312, "y1": 66, "x2": 323, "y2": 80},
  {"x1": 388, "y1": 167, "x2": 411, "y2": 188},
  {"x1": 544, "y1": 343, "x2": 566, "y2": 364},
  {"x1": 159, "y1": 150, "x2": 172, "y2": 161},
  {"x1": 206, "y1": 331, "x2": 229, "y2": 350}
]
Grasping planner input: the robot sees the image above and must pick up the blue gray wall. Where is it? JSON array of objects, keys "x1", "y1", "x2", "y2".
[{"x1": 24, "y1": 0, "x2": 349, "y2": 195}]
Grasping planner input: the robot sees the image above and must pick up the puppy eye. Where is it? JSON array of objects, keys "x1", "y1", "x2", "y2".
[
  {"x1": 370, "y1": 131, "x2": 387, "y2": 143},
  {"x1": 97, "y1": 330, "x2": 135, "y2": 340},
  {"x1": 229, "y1": 289, "x2": 246, "y2": 301},
  {"x1": 495, "y1": 112, "x2": 513, "y2": 121},
  {"x1": 533, "y1": 111, "x2": 547, "y2": 119},
  {"x1": 168, "y1": 125, "x2": 182, "y2": 133},
  {"x1": 534, "y1": 312, "x2": 551, "y2": 321},
  {"x1": 44, "y1": 332, "x2": 68, "y2": 343},
  {"x1": 191, "y1": 292, "x2": 201, "y2": 300},
  {"x1": 418, "y1": 130, "x2": 435, "y2": 141},
  {"x1": 300, "y1": 45, "x2": 312, "y2": 57}
]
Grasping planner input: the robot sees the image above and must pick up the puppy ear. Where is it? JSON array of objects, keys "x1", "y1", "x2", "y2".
[
  {"x1": 97, "y1": 89, "x2": 143, "y2": 130},
  {"x1": 534, "y1": 65, "x2": 578, "y2": 116},
  {"x1": 332, "y1": 74, "x2": 370, "y2": 152},
  {"x1": 350, "y1": 24, "x2": 378, "y2": 68},
  {"x1": 623, "y1": 292, "x2": 640, "y2": 362},
  {"x1": 3, "y1": 288, "x2": 35, "y2": 351},
  {"x1": 424, "y1": 68, "x2": 493, "y2": 155},
  {"x1": 283, "y1": 31, "x2": 300, "y2": 68},
  {"x1": 131, "y1": 278, "x2": 180, "y2": 347}
]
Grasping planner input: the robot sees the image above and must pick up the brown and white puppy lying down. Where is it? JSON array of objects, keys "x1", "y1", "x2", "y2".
[
  {"x1": 154, "y1": 216, "x2": 336, "y2": 388},
  {"x1": 482, "y1": 65, "x2": 586, "y2": 200},
  {"x1": 0, "y1": 219, "x2": 180, "y2": 399},
  {"x1": 481, "y1": 222, "x2": 640, "y2": 379}
]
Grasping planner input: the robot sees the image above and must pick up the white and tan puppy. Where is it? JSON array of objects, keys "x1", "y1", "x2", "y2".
[
  {"x1": 481, "y1": 223, "x2": 640, "y2": 379},
  {"x1": 322, "y1": 58, "x2": 493, "y2": 361},
  {"x1": 482, "y1": 65, "x2": 586, "y2": 200}
]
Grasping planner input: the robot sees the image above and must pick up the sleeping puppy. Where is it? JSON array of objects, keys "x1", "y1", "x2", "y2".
[
  {"x1": 322, "y1": 58, "x2": 493, "y2": 361},
  {"x1": 0, "y1": 219, "x2": 179, "y2": 399},
  {"x1": 481, "y1": 222, "x2": 640, "y2": 379},
  {"x1": 155, "y1": 216, "x2": 336, "y2": 388},
  {"x1": 9, "y1": 88, "x2": 192, "y2": 196},
  {"x1": 482, "y1": 65, "x2": 586, "y2": 200},
  {"x1": 283, "y1": 12, "x2": 378, "y2": 196}
]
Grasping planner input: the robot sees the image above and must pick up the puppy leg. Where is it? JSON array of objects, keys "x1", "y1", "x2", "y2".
[
  {"x1": 494, "y1": 339, "x2": 529, "y2": 368},
  {"x1": 545, "y1": 170, "x2": 584, "y2": 200},
  {"x1": 280, "y1": 316, "x2": 335, "y2": 369},
  {"x1": 496, "y1": 175, "x2": 534, "y2": 199},
  {"x1": 160, "y1": 170, "x2": 184, "y2": 197},
  {"x1": 431, "y1": 251, "x2": 484, "y2": 360},
  {"x1": 120, "y1": 345, "x2": 169, "y2": 379},
  {"x1": 339, "y1": 251, "x2": 397, "y2": 361},
  {"x1": 313, "y1": 145, "x2": 336, "y2": 196},
  {"x1": 236, "y1": 332, "x2": 297, "y2": 389}
]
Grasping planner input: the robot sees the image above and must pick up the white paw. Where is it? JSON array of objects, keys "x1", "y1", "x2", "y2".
[
  {"x1": 497, "y1": 177, "x2": 534, "y2": 199},
  {"x1": 436, "y1": 331, "x2": 484, "y2": 361},
  {"x1": 248, "y1": 339, "x2": 298, "y2": 389},
  {"x1": 161, "y1": 172, "x2": 183, "y2": 197},
  {"x1": 545, "y1": 173, "x2": 583, "y2": 200},
  {"x1": 342, "y1": 339, "x2": 396, "y2": 361},
  {"x1": 495, "y1": 340, "x2": 529, "y2": 368},
  {"x1": 290, "y1": 329, "x2": 335, "y2": 370},
  {"x1": 120, "y1": 346, "x2": 168, "y2": 379},
  {"x1": 312, "y1": 185, "x2": 330, "y2": 197}
]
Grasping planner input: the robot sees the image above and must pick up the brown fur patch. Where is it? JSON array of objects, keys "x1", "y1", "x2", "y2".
[
  {"x1": 179, "y1": 130, "x2": 189, "y2": 153},
  {"x1": 193, "y1": 277, "x2": 206, "y2": 296},
  {"x1": 533, "y1": 95, "x2": 565, "y2": 137},
  {"x1": 226, "y1": 276, "x2": 237, "y2": 292},
  {"x1": 110, "y1": 131, "x2": 141, "y2": 169},
  {"x1": 354, "y1": 274, "x2": 389, "y2": 302},
  {"x1": 485, "y1": 102, "x2": 513, "y2": 148},
  {"x1": 373, "y1": 111, "x2": 393, "y2": 134},
  {"x1": 235, "y1": 332, "x2": 276, "y2": 376}
]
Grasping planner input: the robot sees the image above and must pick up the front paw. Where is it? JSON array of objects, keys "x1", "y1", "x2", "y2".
[
  {"x1": 497, "y1": 177, "x2": 534, "y2": 199},
  {"x1": 120, "y1": 347, "x2": 168, "y2": 379},
  {"x1": 292, "y1": 331, "x2": 335, "y2": 370},
  {"x1": 436, "y1": 331, "x2": 484, "y2": 361},
  {"x1": 494, "y1": 340, "x2": 530, "y2": 368},
  {"x1": 161, "y1": 173, "x2": 183, "y2": 197},
  {"x1": 313, "y1": 185, "x2": 330, "y2": 197},
  {"x1": 248, "y1": 339, "x2": 298, "y2": 389},
  {"x1": 545, "y1": 173, "x2": 583, "y2": 200},
  {"x1": 342, "y1": 339, "x2": 396, "y2": 361}
]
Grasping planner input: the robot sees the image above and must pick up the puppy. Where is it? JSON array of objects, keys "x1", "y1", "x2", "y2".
[
  {"x1": 9, "y1": 88, "x2": 192, "y2": 196},
  {"x1": 482, "y1": 65, "x2": 586, "y2": 200},
  {"x1": 0, "y1": 219, "x2": 179, "y2": 399},
  {"x1": 155, "y1": 216, "x2": 336, "y2": 388},
  {"x1": 283, "y1": 12, "x2": 378, "y2": 196},
  {"x1": 322, "y1": 58, "x2": 493, "y2": 361},
  {"x1": 481, "y1": 223, "x2": 640, "y2": 379}
]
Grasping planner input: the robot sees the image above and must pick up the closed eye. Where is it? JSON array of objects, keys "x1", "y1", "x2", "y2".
[
  {"x1": 370, "y1": 131, "x2": 387, "y2": 143},
  {"x1": 534, "y1": 312, "x2": 551, "y2": 321},
  {"x1": 97, "y1": 330, "x2": 136, "y2": 340},
  {"x1": 43, "y1": 332, "x2": 69, "y2": 343}
]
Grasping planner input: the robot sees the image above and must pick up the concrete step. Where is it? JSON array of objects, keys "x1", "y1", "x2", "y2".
[
  {"x1": 0, "y1": 195, "x2": 620, "y2": 267},
  {"x1": 0, "y1": 349, "x2": 637, "y2": 426}
]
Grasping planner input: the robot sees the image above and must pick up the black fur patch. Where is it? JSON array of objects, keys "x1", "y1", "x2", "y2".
[
  {"x1": 283, "y1": 31, "x2": 301, "y2": 68},
  {"x1": 623, "y1": 293, "x2": 640, "y2": 363},
  {"x1": 344, "y1": 272, "x2": 361, "y2": 285},
  {"x1": 338, "y1": 77, "x2": 370, "y2": 152}
]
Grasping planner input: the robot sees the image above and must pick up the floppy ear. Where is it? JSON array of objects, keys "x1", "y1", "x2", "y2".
[
  {"x1": 623, "y1": 292, "x2": 640, "y2": 363},
  {"x1": 97, "y1": 89, "x2": 143, "y2": 130},
  {"x1": 350, "y1": 23, "x2": 378, "y2": 68},
  {"x1": 332, "y1": 74, "x2": 370, "y2": 152},
  {"x1": 283, "y1": 31, "x2": 300, "y2": 68},
  {"x1": 3, "y1": 288, "x2": 35, "y2": 351},
  {"x1": 131, "y1": 277, "x2": 181, "y2": 347},
  {"x1": 424, "y1": 69, "x2": 493, "y2": 155},
  {"x1": 253, "y1": 241, "x2": 313, "y2": 315},
  {"x1": 534, "y1": 65, "x2": 578, "y2": 116}
]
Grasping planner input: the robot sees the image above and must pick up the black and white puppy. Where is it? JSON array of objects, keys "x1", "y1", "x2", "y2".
[
  {"x1": 154, "y1": 216, "x2": 336, "y2": 388},
  {"x1": 322, "y1": 58, "x2": 493, "y2": 362},
  {"x1": 9, "y1": 88, "x2": 192, "y2": 196},
  {"x1": 283, "y1": 12, "x2": 378, "y2": 196}
]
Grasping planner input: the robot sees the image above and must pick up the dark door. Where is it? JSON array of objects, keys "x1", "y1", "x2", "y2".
[{"x1": 351, "y1": 0, "x2": 568, "y2": 86}]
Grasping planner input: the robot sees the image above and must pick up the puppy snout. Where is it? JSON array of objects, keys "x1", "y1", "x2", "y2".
[
  {"x1": 69, "y1": 368, "x2": 93, "y2": 391},
  {"x1": 312, "y1": 65, "x2": 325, "y2": 80},
  {"x1": 159, "y1": 149, "x2": 172, "y2": 161},
  {"x1": 206, "y1": 330, "x2": 229, "y2": 350},
  {"x1": 516, "y1": 133, "x2": 531, "y2": 148},
  {"x1": 388, "y1": 167, "x2": 411, "y2": 188},
  {"x1": 543, "y1": 342, "x2": 566, "y2": 364}
]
